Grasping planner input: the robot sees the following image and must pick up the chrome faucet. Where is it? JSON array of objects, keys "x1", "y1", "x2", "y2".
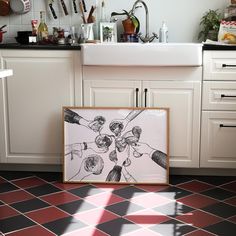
[{"x1": 131, "y1": 0, "x2": 158, "y2": 43}]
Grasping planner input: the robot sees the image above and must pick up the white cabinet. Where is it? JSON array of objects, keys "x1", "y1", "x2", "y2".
[
  {"x1": 83, "y1": 66, "x2": 202, "y2": 168},
  {"x1": 201, "y1": 51, "x2": 236, "y2": 168},
  {"x1": 0, "y1": 50, "x2": 82, "y2": 164}
]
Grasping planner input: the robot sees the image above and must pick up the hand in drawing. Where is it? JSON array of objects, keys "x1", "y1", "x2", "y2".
[
  {"x1": 64, "y1": 108, "x2": 105, "y2": 132},
  {"x1": 132, "y1": 142, "x2": 167, "y2": 169},
  {"x1": 109, "y1": 110, "x2": 144, "y2": 136},
  {"x1": 69, "y1": 154, "x2": 104, "y2": 181}
]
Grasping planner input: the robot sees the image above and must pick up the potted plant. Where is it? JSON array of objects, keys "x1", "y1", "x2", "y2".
[
  {"x1": 198, "y1": 9, "x2": 222, "y2": 41},
  {"x1": 111, "y1": 9, "x2": 140, "y2": 34}
]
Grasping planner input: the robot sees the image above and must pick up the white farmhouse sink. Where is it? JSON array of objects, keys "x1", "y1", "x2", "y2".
[{"x1": 82, "y1": 43, "x2": 202, "y2": 66}]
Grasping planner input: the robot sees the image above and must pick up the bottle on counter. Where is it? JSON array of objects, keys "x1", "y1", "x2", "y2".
[
  {"x1": 37, "y1": 11, "x2": 48, "y2": 42},
  {"x1": 159, "y1": 21, "x2": 168, "y2": 43}
]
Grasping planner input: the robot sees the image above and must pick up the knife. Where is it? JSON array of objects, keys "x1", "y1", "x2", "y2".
[
  {"x1": 79, "y1": 0, "x2": 86, "y2": 23},
  {"x1": 72, "y1": 0, "x2": 78, "y2": 13},
  {"x1": 60, "y1": 0, "x2": 68, "y2": 16},
  {"x1": 48, "y1": 0, "x2": 57, "y2": 19}
]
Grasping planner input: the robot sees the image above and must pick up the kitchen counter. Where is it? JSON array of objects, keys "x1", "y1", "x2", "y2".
[
  {"x1": 0, "y1": 69, "x2": 13, "y2": 78},
  {"x1": 0, "y1": 43, "x2": 81, "y2": 50}
]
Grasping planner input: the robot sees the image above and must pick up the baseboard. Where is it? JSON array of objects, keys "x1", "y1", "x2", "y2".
[{"x1": 0, "y1": 164, "x2": 235, "y2": 176}]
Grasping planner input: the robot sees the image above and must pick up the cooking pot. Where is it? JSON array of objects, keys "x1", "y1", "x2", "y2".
[
  {"x1": 0, "y1": 31, "x2": 7, "y2": 43},
  {"x1": 0, "y1": 0, "x2": 10, "y2": 16},
  {"x1": 15, "y1": 31, "x2": 32, "y2": 44},
  {"x1": 10, "y1": 0, "x2": 31, "y2": 14}
]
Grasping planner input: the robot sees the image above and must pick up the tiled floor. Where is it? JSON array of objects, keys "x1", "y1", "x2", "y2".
[{"x1": 0, "y1": 171, "x2": 235, "y2": 236}]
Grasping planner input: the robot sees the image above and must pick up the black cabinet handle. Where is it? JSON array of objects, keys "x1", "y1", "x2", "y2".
[
  {"x1": 220, "y1": 124, "x2": 236, "y2": 128},
  {"x1": 221, "y1": 94, "x2": 236, "y2": 98},
  {"x1": 135, "y1": 88, "x2": 139, "y2": 107},
  {"x1": 222, "y1": 64, "x2": 236, "y2": 68},
  {"x1": 144, "y1": 88, "x2": 148, "y2": 107}
]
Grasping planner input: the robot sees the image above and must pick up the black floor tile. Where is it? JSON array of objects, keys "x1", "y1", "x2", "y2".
[
  {"x1": 0, "y1": 214, "x2": 36, "y2": 234},
  {"x1": 201, "y1": 202, "x2": 236, "y2": 218},
  {"x1": 204, "y1": 220, "x2": 236, "y2": 236},
  {"x1": 25, "y1": 183, "x2": 62, "y2": 196},
  {"x1": 35, "y1": 172, "x2": 62, "y2": 182},
  {"x1": 105, "y1": 200, "x2": 144, "y2": 216},
  {"x1": 153, "y1": 201, "x2": 195, "y2": 217},
  {"x1": 156, "y1": 186, "x2": 192, "y2": 200},
  {"x1": 194, "y1": 176, "x2": 236, "y2": 186},
  {"x1": 57, "y1": 200, "x2": 95, "y2": 215},
  {"x1": 169, "y1": 175, "x2": 193, "y2": 185},
  {"x1": 0, "y1": 182, "x2": 19, "y2": 193},
  {"x1": 0, "y1": 171, "x2": 34, "y2": 181},
  {"x1": 97, "y1": 217, "x2": 141, "y2": 236},
  {"x1": 43, "y1": 216, "x2": 86, "y2": 235},
  {"x1": 112, "y1": 186, "x2": 146, "y2": 199},
  {"x1": 10, "y1": 198, "x2": 50, "y2": 213},
  {"x1": 68, "y1": 185, "x2": 104, "y2": 198},
  {"x1": 149, "y1": 219, "x2": 197, "y2": 236},
  {"x1": 201, "y1": 187, "x2": 235, "y2": 201}
]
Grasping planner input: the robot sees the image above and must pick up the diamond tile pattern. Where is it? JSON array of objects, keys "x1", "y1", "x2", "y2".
[{"x1": 0, "y1": 171, "x2": 235, "y2": 235}]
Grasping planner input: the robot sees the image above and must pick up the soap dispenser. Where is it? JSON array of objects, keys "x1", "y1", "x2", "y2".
[{"x1": 159, "y1": 21, "x2": 168, "y2": 43}]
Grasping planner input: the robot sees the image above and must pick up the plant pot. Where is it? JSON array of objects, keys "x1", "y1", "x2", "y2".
[
  {"x1": 122, "y1": 18, "x2": 135, "y2": 34},
  {"x1": 207, "y1": 30, "x2": 218, "y2": 41}
]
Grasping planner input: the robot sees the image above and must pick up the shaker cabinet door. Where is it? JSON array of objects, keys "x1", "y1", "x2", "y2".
[
  {"x1": 143, "y1": 81, "x2": 201, "y2": 168},
  {"x1": 83, "y1": 80, "x2": 141, "y2": 107},
  {"x1": 0, "y1": 50, "x2": 81, "y2": 164}
]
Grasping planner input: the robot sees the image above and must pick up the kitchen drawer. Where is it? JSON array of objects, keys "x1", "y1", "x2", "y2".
[
  {"x1": 200, "y1": 111, "x2": 236, "y2": 168},
  {"x1": 202, "y1": 81, "x2": 236, "y2": 110},
  {"x1": 204, "y1": 51, "x2": 236, "y2": 81}
]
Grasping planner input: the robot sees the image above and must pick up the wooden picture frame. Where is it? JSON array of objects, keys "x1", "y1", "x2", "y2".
[
  {"x1": 63, "y1": 107, "x2": 169, "y2": 184},
  {"x1": 100, "y1": 22, "x2": 117, "y2": 43}
]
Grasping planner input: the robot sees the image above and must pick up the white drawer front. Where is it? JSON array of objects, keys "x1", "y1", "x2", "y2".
[
  {"x1": 202, "y1": 81, "x2": 236, "y2": 110},
  {"x1": 200, "y1": 111, "x2": 236, "y2": 168},
  {"x1": 204, "y1": 51, "x2": 236, "y2": 81}
]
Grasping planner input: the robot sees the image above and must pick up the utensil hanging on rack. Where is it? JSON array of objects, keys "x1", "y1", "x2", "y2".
[
  {"x1": 72, "y1": 0, "x2": 78, "y2": 13},
  {"x1": 79, "y1": 0, "x2": 87, "y2": 23},
  {"x1": 0, "y1": 0, "x2": 10, "y2": 16},
  {"x1": 82, "y1": 0, "x2": 87, "y2": 12},
  {"x1": 60, "y1": 0, "x2": 68, "y2": 15},
  {"x1": 48, "y1": 0, "x2": 57, "y2": 19}
]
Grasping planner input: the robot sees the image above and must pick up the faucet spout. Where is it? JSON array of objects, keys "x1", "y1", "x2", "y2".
[{"x1": 131, "y1": 0, "x2": 158, "y2": 43}]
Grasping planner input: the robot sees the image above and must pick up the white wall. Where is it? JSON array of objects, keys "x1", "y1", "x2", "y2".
[{"x1": 0, "y1": 0, "x2": 230, "y2": 43}]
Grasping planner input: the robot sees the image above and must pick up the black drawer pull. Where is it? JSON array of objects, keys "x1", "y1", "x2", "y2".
[
  {"x1": 144, "y1": 88, "x2": 148, "y2": 107},
  {"x1": 220, "y1": 124, "x2": 236, "y2": 128},
  {"x1": 222, "y1": 64, "x2": 236, "y2": 68},
  {"x1": 135, "y1": 88, "x2": 139, "y2": 107},
  {"x1": 221, "y1": 94, "x2": 236, "y2": 98}
]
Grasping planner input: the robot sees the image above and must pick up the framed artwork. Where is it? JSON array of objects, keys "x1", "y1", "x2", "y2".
[
  {"x1": 100, "y1": 22, "x2": 117, "y2": 43},
  {"x1": 63, "y1": 107, "x2": 169, "y2": 184}
]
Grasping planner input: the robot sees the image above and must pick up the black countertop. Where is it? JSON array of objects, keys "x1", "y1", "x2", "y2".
[
  {"x1": 203, "y1": 44, "x2": 236, "y2": 50},
  {"x1": 0, "y1": 43, "x2": 81, "y2": 50}
]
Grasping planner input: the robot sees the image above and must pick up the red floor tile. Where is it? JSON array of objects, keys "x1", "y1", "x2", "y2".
[
  {"x1": 53, "y1": 182, "x2": 86, "y2": 190},
  {"x1": 220, "y1": 181, "x2": 236, "y2": 193},
  {"x1": 0, "y1": 189, "x2": 34, "y2": 204},
  {"x1": 26, "y1": 206, "x2": 70, "y2": 224},
  {"x1": 40, "y1": 191, "x2": 79, "y2": 205},
  {"x1": 136, "y1": 184, "x2": 168, "y2": 192},
  {"x1": 85, "y1": 191, "x2": 125, "y2": 207},
  {"x1": 12, "y1": 177, "x2": 46, "y2": 189},
  {"x1": 178, "y1": 180, "x2": 214, "y2": 193},
  {"x1": 176, "y1": 210, "x2": 222, "y2": 228},
  {"x1": 75, "y1": 208, "x2": 119, "y2": 225},
  {"x1": 224, "y1": 196, "x2": 236, "y2": 206},
  {"x1": 0, "y1": 177, "x2": 6, "y2": 184},
  {"x1": 177, "y1": 193, "x2": 218, "y2": 208},
  {"x1": 91, "y1": 183, "x2": 126, "y2": 191},
  {"x1": 0, "y1": 205, "x2": 19, "y2": 220},
  {"x1": 6, "y1": 225, "x2": 55, "y2": 236},
  {"x1": 228, "y1": 215, "x2": 236, "y2": 224},
  {"x1": 130, "y1": 193, "x2": 173, "y2": 208},
  {"x1": 124, "y1": 209, "x2": 171, "y2": 226},
  {"x1": 185, "y1": 229, "x2": 216, "y2": 236}
]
